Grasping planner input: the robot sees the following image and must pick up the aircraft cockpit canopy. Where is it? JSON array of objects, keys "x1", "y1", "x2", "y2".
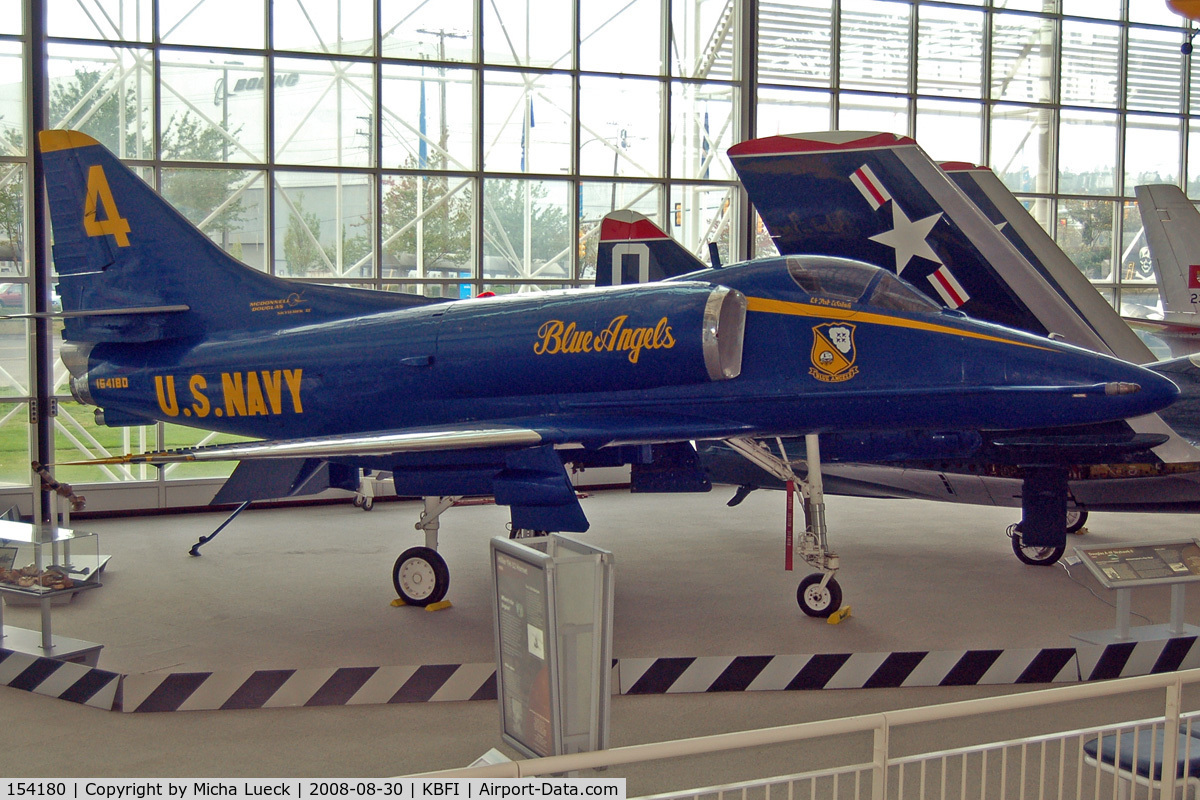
[{"x1": 786, "y1": 257, "x2": 940, "y2": 314}]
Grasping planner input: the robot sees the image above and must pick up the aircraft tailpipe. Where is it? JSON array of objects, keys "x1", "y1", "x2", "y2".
[
  {"x1": 1104, "y1": 382, "x2": 1140, "y2": 395},
  {"x1": 59, "y1": 341, "x2": 92, "y2": 378},
  {"x1": 70, "y1": 372, "x2": 92, "y2": 405},
  {"x1": 60, "y1": 341, "x2": 94, "y2": 404}
]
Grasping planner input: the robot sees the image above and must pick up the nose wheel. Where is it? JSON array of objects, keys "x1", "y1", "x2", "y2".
[
  {"x1": 393, "y1": 546, "x2": 450, "y2": 606},
  {"x1": 726, "y1": 434, "x2": 848, "y2": 620},
  {"x1": 797, "y1": 573, "x2": 843, "y2": 618}
]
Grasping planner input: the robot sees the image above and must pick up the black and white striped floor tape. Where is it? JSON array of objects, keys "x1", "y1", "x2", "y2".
[
  {"x1": 6, "y1": 637, "x2": 1200, "y2": 712},
  {"x1": 618, "y1": 648, "x2": 1081, "y2": 694},
  {"x1": 121, "y1": 663, "x2": 500, "y2": 713},
  {"x1": 0, "y1": 648, "x2": 120, "y2": 710}
]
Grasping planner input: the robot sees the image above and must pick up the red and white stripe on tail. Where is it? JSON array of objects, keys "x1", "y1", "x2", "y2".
[
  {"x1": 850, "y1": 164, "x2": 892, "y2": 211},
  {"x1": 928, "y1": 265, "x2": 970, "y2": 308}
]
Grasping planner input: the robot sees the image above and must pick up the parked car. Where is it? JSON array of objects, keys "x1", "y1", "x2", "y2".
[{"x1": 0, "y1": 283, "x2": 21, "y2": 308}]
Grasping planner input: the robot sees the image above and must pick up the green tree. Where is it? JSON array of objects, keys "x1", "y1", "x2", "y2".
[
  {"x1": 0, "y1": 130, "x2": 24, "y2": 277},
  {"x1": 47, "y1": 67, "x2": 248, "y2": 257},
  {"x1": 483, "y1": 179, "x2": 570, "y2": 268},
  {"x1": 381, "y1": 159, "x2": 472, "y2": 275},
  {"x1": 159, "y1": 111, "x2": 247, "y2": 239},
  {"x1": 283, "y1": 195, "x2": 331, "y2": 277},
  {"x1": 1062, "y1": 200, "x2": 1112, "y2": 280},
  {"x1": 49, "y1": 66, "x2": 149, "y2": 157}
]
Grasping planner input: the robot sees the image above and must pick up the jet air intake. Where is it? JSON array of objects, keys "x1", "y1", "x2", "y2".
[{"x1": 435, "y1": 282, "x2": 747, "y2": 396}]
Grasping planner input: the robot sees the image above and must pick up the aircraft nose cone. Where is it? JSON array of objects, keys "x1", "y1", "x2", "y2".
[{"x1": 1118, "y1": 361, "x2": 1180, "y2": 416}]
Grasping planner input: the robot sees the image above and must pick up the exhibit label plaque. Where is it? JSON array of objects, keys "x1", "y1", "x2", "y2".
[
  {"x1": 494, "y1": 550, "x2": 553, "y2": 757},
  {"x1": 1076, "y1": 539, "x2": 1200, "y2": 589},
  {"x1": 490, "y1": 535, "x2": 614, "y2": 760}
]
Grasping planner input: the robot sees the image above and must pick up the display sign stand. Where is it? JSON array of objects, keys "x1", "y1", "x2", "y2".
[
  {"x1": 1070, "y1": 539, "x2": 1200, "y2": 646},
  {"x1": 490, "y1": 534, "x2": 614, "y2": 761}
]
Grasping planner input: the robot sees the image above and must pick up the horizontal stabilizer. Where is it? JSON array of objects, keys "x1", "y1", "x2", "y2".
[{"x1": 0, "y1": 303, "x2": 190, "y2": 321}]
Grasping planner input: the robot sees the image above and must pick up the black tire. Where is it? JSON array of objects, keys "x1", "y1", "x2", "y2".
[
  {"x1": 1010, "y1": 527, "x2": 1065, "y2": 566},
  {"x1": 352, "y1": 495, "x2": 363, "y2": 508},
  {"x1": 362, "y1": 497, "x2": 374, "y2": 511},
  {"x1": 797, "y1": 573, "x2": 842, "y2": 618},
  {"x1": 392, "y1": 546, "x2": 450, "y2": 606},
  {"x1": 1065, "y1": 508, "x2": 1088, "y2": 534}
]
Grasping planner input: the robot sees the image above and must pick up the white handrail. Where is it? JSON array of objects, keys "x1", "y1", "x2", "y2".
[{"x1": 406, "y1": 666, "x2": 1200, "y2": 788}]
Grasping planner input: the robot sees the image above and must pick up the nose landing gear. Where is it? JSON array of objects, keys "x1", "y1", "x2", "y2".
[{"x1": 726, "y1": 434, "x2": 846, "y2": 619}]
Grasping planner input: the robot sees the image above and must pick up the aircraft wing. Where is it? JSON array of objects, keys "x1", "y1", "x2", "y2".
[
  {"x1": 1135, "y1": 183, "x2": 1200, "y2": 316},
  {"x1": 58, "y1": 424, "x2": 548, "y2": 465},
  {"x1": 728, "y1": 131, "x2": 1114, "y2": 355},
  {"x1": 56, "y1": 416, "x2": 762, "y2": 467}
]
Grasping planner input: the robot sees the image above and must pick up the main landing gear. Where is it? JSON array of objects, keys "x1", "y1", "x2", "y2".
[
  {"x1": 1007, "y1": 505, "x2": 1087, "y2": 566},
  {"x1": 1005, "y1": 468, "x2": 1085, "y2": 568},
  {"x1": 726, "y1": 435, "x2": 844, "y2": 618},
  {"x1": 1008, "y1": 524, "x2": 1065, "y2": 566},
  {"x1": 392, "y1": 495, "x2": 460, "y2": 606},
  {"x1": 390, "y1": 497, "x2": 552, "y2": 607}
]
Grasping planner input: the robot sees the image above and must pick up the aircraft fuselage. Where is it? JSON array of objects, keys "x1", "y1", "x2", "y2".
[{"x1": 71, "y1": 257, "x2": 1177, "y2": 450}]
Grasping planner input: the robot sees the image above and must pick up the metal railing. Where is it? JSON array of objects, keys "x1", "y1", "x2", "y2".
[{"x1": 410, "y1": 667, "x2": 1200, "y2": 799}]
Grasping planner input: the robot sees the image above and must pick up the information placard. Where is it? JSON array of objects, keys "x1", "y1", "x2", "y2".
[
  {"x1": 1076, "y1": 539, "x2": 1200, "y2": 589},
  {"x1": 490, "y1": 535, "x2": 613, "y2": 760},
  {"x1": 494, "y1": 549, "x2": 554, "y2": 757}
]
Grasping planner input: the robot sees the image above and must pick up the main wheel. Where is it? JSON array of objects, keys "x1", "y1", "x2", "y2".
[
  {"x1": 1010, "y1": 526, "x2": 1066, "y2": 566},
  {"x1": 1065, "y1": 507, "x2": 1088, "y2": 533},
  {"x1": 361, "y1": 496, "x2": 374, "y2": 511},
  {"x1": 393, "y1": 546, "x2": 450, "y2": 606},
  {"x1": 797, "y1": 573, "x2": 842, "y2": 618}
]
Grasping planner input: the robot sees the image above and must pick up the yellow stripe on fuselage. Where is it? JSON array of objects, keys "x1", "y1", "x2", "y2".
[{"x1": 745, "y1": 296, "x2": 1053, "y2": 351}]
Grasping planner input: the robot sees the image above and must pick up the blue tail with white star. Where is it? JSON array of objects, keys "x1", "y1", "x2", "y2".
[{"x1": 728, "y1": 132, "x2": 1115, "y2": 356}]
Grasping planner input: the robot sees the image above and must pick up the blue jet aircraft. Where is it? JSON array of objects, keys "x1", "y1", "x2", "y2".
[
  {"x1": 601, "y1": 131, "x2": 1200, "y2": 584},
  {"x1": 35, "y1": 129, "x2": 1180, "y2": 616}
]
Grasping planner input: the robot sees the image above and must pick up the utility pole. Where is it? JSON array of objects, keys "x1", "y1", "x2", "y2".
[{"x1": 416, "y1": 27, "x2": 468, "y2": 161}]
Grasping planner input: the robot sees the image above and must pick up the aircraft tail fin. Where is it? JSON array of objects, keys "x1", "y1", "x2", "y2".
[
  {"x1": 1135, "y1": 184, "x2": 1200, "y2": 317},
  {"x1": 727, "y1": 132, "x2": 1115, "y2": 356},
  {"x1": 595, "y1": 210, "x2": 708, "y2": 286},
  {"x1": 39, "y1": 130, "x2": 429, "y2": 344},
  {"x1": 942, "y1": 162, "x2": 1154, "y2": 365}
]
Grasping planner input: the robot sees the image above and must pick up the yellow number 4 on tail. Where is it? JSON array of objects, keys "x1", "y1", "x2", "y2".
[{"x1": 84, "y1": 164, "x2": 130, "y2": 247}]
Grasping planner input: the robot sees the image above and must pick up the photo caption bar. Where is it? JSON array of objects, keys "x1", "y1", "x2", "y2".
[{"x1": 3, "y1": 781, "x2": 626, "y2": 800}]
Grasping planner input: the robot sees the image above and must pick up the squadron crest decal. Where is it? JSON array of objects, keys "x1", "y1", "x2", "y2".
[{"x1": 810, "y1": 322, "x2": 859, "y2": 382}]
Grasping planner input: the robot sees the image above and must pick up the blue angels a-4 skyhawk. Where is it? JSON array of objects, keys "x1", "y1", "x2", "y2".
[{"x1": 36, "y1": 130, "x2": 1179, "y2": 617}]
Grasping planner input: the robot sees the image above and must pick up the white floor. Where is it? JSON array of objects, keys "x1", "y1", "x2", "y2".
[{"x1": 2, "y1": 489, "x2": 1196, "y2": 788}]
